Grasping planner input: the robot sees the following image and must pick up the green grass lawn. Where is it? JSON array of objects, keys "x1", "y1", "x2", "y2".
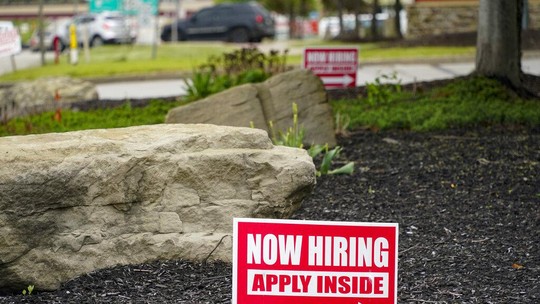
[
  {"x1": 0, "y1": 43, "x2": 239, "y2": 81},
  {"x1": 0, "y1": 100, "x2": 187, "y2": 137},
  {"x1": 285, "y1": 40, "x2": 475, "y2": 65},
  {"x1": 0, "y1": 40, "x2": 476, "y2": 82}
]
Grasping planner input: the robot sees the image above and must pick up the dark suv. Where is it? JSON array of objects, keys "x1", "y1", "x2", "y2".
[{"x1": 161, "y1": 2, "x2": 275, "y2": 43}]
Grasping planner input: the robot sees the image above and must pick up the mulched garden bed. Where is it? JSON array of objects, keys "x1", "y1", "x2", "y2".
[{"x1": 1, "y1": 126, "x2": 538, "y2": 303}]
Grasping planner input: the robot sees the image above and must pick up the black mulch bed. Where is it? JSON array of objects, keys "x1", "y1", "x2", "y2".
[{"x1": 1, "y1": 127, "x2": 538, "y2": 303}]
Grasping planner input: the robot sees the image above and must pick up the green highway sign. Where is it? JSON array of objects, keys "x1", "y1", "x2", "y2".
[{"x1": 88, "y1": 0, "x2": 158, "y2": 15}]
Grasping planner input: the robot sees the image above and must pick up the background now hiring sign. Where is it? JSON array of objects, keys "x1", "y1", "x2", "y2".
[
  {"x1": 233, "y1": 218, "x2": 398, "y2": 304},
  {"x1": 303, "y1": 47, "x2": 358, "y2": 88},
  {"x1": 0, "y1": 23, "x2": 21, "y2": 58}
]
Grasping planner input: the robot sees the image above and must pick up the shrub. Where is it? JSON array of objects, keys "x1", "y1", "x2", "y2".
[
  {"x1": 365, "y1": 73, "x2": 402, "y2": 106},
  {"x1": 184, "y1": 47, "x2": 289, "y2": 101}
]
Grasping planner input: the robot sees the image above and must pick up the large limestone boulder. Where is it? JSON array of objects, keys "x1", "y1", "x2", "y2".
[
  {"x1": 0, "y1": 77, "x2": 98, "y2": 121},
  {"x1": 0, "y1": 124, "x2": 316, "y2": 291},
  {"x1": 166, "y1": 69, "x2": 337, "y2": 146}
]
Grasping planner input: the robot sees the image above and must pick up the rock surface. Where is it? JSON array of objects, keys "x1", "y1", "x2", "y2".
[
  {"x1": 0, "y1": 77, "x2": 98, "y2": 121},
  {"x1": 165, "y1": 69, "x2": 337, "y2": 146},
  {"x1": 0, "y1": 124, "x2": 315, "y2": 291}
]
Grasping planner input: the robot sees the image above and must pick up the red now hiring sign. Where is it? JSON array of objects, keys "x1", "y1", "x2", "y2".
[
  {"x1": 303, "y1": 48, "x2": 358, "y2": 88},
  {"x1": 233, "y1": 218, "x2": 398, "y2": 304}
]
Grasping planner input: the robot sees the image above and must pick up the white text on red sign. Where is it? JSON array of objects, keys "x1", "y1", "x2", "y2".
[
  {"x1": 247, "y1": 234, "x2": 389, "y2": 267},
  {"x1": 247, "y1": 270, "x2": 389, "y2": 297}
]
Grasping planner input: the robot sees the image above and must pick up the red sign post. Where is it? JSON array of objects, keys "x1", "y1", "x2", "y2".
[
  {"x1": 303, "y1": 48, "x2": 358, "y2": 88},
  {"x1": 233, "y1": 218, "x2": 398, "y2": 304}
]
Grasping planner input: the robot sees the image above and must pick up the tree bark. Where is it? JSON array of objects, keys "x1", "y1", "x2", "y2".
[
  {"x1": 337, "y1": 0, "x2": 344, "y2": 38},
  {"x1": 475, "y1": 0, "x2": 522, "y2": 88},
  {"x1": 371, "y1": 0, "x2": 379, "y2": 40},
  {"x1": 354, "y1": 0, "x2": 361, "y2": 39},
  {"x1": 288, "y1": 2, "x2": 296, "y2": 39},
  {"x1": 395, "y1": 0, "x2": 403, "y2": 39},
  {"x1": 299, "y1": 0, "x2": 307, "y2": 39}
]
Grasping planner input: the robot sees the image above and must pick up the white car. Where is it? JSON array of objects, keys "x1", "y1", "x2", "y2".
[
  {"x1": 318, "y1": 13, "x2": 388, "y2": 39},
  {"x1": 72, "y1": 11, "x2": 135, "y2": 47},
  {"x1": 29, "y1": 18, "x2": 71, "y2": 52}
]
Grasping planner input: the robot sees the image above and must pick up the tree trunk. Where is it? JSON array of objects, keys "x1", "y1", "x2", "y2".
[
  {"x1": 337, "y1": 0, "x2": 344, "y2": 38},
  {"x1": 354, "y1": 0, "x2": 361, "y2": 40},
  {"x1": 475, "y1": 0, "x2": 522, "y2": 88},
  {"x1": 299, "y1": 0, "x2": 307, "y2": 39},
  {"x1": 288, "y1": 2, "x2": 296, "y2": 39},
  {"x1": 395, "y1": 0, "x2": 403, "y2": 39},
  {"x1": 371, "y1": 0, "x2": 379, "y2": 40}
]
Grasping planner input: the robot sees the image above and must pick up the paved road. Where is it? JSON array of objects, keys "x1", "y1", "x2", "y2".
[
  {"x1": 2, "y1": 50, "x2": 539, "y2": 100},
  {"x1": 0, "y1": 50, "x2": 57, "y2": 75},
  {"x1": 96, "y1": 79, "x2": 189, "y2": 100}
]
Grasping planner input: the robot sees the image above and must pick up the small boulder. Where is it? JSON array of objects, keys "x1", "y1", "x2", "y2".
[
  {"x1": 0, "y1": 77, "x2": 98, "y2": 121},
  {"x1": 166, "y1": 69, "x2": 337, "y2": 146}
]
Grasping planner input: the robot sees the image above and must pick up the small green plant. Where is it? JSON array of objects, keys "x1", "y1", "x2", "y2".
[
  {"x1": 268, "y1": 103, "x2": 304, "y2": 148},
  {"x1": 309, "y1": 144, "x2": 355, "y2": 177},
  {"x1": 184, "y1": 47, "x2": 289, "y2": 102},
  {"x1": 268, "y1": 103, "x2": 355, "y2": 177},
  {"x1": 22, "y1": 285, "x2": 34, "y2": 295},
  {"x1": 334, "y1": 111, "x2": 351, "y2": 136},
  {"x1": 184, "y1": 67, "x2": 216, "y2": 101},
  {"x1": 365, "y1": 73, "x2": 402, "y2": 106}
]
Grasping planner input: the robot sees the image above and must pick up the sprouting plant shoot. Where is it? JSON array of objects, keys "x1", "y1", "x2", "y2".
[
  {"x1": 22, "y1": 285, "x2": 34, "y2": 295},
  {"x1": 268, "y1": 102, "x2": 304, "y2": 149},
  {"x1": 267, "y1": 103, "x2": 354, "y2": 177},
  {"x1": 309, "y1": 144, "x2": 355, "y2": 177}
]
